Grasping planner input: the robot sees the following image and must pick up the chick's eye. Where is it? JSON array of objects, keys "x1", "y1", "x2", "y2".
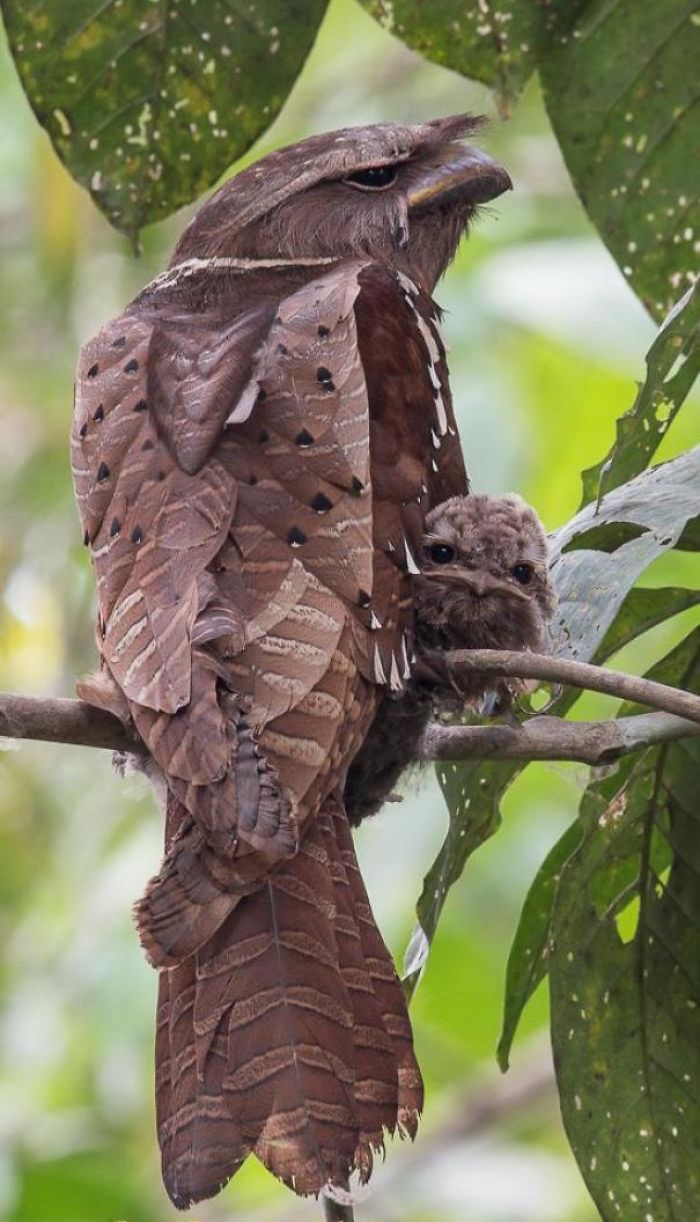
[
  {"x1": 344, "y1": 165, "x2": 397, "y2": 190},
  {"x1": 428, "y1": 542, "x2": 456, "y2": 565},
  {"x1": 512, "y1": 563, "x2": 533, "y2": 585}
]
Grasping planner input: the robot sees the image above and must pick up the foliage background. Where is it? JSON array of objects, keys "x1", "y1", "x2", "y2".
[{"x1": 0, "y1": 1, "x2": 697, "y2": 1220}]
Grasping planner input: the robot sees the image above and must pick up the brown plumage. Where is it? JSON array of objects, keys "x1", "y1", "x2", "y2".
[
  {"x1": 71, "y1": 117, "x2": 511, "y2": 1207},
  {"x1": 345, "y1": 493, "x2": 555, "y2": 826}
]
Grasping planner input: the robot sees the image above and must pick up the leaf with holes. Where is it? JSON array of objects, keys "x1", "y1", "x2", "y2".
[
  {"x1": 549, "y1": 628, "x2": 700, "y2": 1221},
  {"x1": 359, "y1": 0, "x2": 585, "y2": 112},
  {"x1": 0, "y1": 0, "x2": 328, "y2": 239},
  {"x1": 496, "y1": 582, "x2": 700, "y2": 1070},
  {"x1": 581, "y1": 282, "x2": 700, "y2": 509},
  {"x1": 540, "y1": 0, "x2": 700, "y2": 320}
]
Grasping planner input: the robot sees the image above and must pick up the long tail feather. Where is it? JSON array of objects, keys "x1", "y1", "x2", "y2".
[{"x1": 154, "y1": 800, "x2": 422, "y2": 1206}]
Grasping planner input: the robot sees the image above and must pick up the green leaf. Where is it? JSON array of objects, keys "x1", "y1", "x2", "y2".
[
  {"x1": 497, "y1": 819, "x2": 582, "y2": 1072},
  {"x1": 359, "y1": 0, "x2": 536, "y2": 111},
  {"x1": 549, "y1": 628, "x2": 700, "y2": 1221},
  {"x1": 581, "y1": 283, "x2": 700, "y2": 508},
  {"x1": 540, "y1": 0, "x2": 700, "y2": 321},
  {"x1": 496, "y1": 583, "x2": 698, "y2": 1068},
  {"x1": 403, "y1": 750, "x2": 515, "y2": 996},
  {"x1": 1, "y1": 0, "x2": 328, "y2": 239},
  {"x1": 598, "y1": 586, "x2": 700, "y2": 659}
]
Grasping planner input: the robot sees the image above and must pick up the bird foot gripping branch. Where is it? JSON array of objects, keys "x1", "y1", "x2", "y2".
[{"x1": 71, "y1": 118, "x2": 511, "y2": 1207}]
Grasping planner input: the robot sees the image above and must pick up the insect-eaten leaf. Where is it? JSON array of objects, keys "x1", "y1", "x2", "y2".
[
  {"x1": 581, "y1": 282, "x2": 700, "y2": 510},
  {"x1": 549, "y1": 629, "x2": 700, "y2": 1221},
  {"x1": 540, "y1": 2, "x2": 700, "y2": 320},
  {"x1": 1, "y1": 0, "x2": 329, "y2": 241}
]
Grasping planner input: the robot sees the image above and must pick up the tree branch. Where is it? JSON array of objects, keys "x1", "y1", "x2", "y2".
[
  {"x1": 0, "y1": 688, "x2": 698, "y2": 768},
  {"x1": 419, "y1": 648, "x2": 700, "y2": 725},
  {"x1": 421, "y1": 710, "x2": 700, "y2": 765},
  {"x1": 0, "y1": 692, "x2": 144, "y2": 755}
]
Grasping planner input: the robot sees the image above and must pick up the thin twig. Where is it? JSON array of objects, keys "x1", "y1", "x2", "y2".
[
  {"x1": 323, "y1": 1199, "x2": 355, "y2": 1222},
  {"x1": 420, "y1": 648, "x2": 700, "y2": 725}
]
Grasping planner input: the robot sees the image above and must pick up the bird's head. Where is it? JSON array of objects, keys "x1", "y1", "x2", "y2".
[
  {"x1": 172, "y1": 115, "x2": 511, "y2": 292},
  {"x1": 414, "y1": 493, "x2": 555, "y2": 652}
]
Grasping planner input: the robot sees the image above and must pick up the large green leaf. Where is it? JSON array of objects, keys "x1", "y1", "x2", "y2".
[
  {"x1": 360, "y1": 0, "x2": 537, "y2": 110},
  {"x1": 360, "y1": 0, "x2": 589, "y2": 112},
  {"x1": 581, "y1": 282, "x2": 700, "y2": 509},
  {"x1": 496, "y1": 583, "x2": 700, "y2": 1069},
  {"x1": 0, "y1": 0, "x2": 328, "y2": 239},
  {"x1": 540, "y1": 0, "x2": 700, "y2": 321},
  {"x1": 550, "y1": 629, "x2": 700, "y2": 1221}
]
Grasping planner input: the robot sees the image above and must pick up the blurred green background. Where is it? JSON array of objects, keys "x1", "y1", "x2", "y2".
[{"x1": 1, "y1": 2, "x2": 697, "y2": 1221}]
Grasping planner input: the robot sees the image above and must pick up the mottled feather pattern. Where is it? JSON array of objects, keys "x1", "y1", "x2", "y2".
[
  {"x1": 71, "y1": 115, "x2": 511, "y2": 1207},
  {"x1": 73, "y1": 262, "x2": 458, "y2": 1205}
]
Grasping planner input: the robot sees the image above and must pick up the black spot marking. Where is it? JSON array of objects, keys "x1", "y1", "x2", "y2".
[
  {"x1": 133, "y1": 398, "x2": 148, "y2": 413},
  {"x1": 276, "y1": 342, "x2": 288, "y2": 356},
  {"x1": 287, "y1": 526, "x2": 307, "y2": 547},
  {"x1": 87, "y1": 363, "x2": 99, "y2": 378},
  {"x1": 131, "y1": 526, "x2": 143, "y2": 545},
  {"x1": 96, "y1": 461, "x2": 110, "y2": 483},
  {"x1": 258, "y1": 428, "x2": 269, "y2": 443},
  {"x1": 248, "y1": 474, "x2": 258, "y2": 485},
  {"x1": 257, "y1": 387, "x2": 267, "y2": 401},
  {"x1": 317, "y1": 366, "x2": 335, "y2": 391},
  {"x1": 83, "y1": 529, "x2": 90, "y2": 546},
  {"x1": 157, "y1": 470, "x2": 166, "y2": 481},
  {"x1": 110, "y1": 518, "x2": 121, "y2": 537},
  {"x1": 357, "y1": 589, "x2": 371, "y2": 608},
  {"x1": 79, "y1": 422, "x2": 87, "y2": 439},
  {"x1": 318, "y1": 325, "x2": 330, "y2": 337},
  {"x1": 311, "y1": 491, "x2": 332, "y2": 513},
  {"x1": 124, "y1": 358, "x2": 139, "y2": 374},
  {"x1": 350, "y1": 476, "x2": 364, "y2": 496},
  {"x1": 295, "y1": 429, "x2": 314, "y2": 447},
  {"x1": 112, "y1": 335, "x2": 127, "y2": 349},
  {"x1": 142, "y1": 439, "x2": 154, "y2": 451},
  {"x1": 93, "y1": 404, "x2": 104, "y2": 422}
]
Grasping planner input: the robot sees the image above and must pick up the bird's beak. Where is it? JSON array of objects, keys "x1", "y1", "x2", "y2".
[
  {"x1": 407, "y1": 147, "x2": 512, "y2": 211},
  {"x1": 428, "y1": 567, "x2": 529, "y2": 602}
]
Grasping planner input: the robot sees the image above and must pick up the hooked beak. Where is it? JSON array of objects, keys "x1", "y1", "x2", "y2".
[
  {"x1": 428, "y1": 567, "x2": 529, "y2": 602},
  {"x1": 407, "y1": 146, "x2": 512, "y2": 211}
]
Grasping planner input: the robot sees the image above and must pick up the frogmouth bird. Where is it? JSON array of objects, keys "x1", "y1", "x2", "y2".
[
  {"x1": 345, "y1": 493, "x2": 555, "y2": 826},
  {"x1": 71, "y1": 117, "x2": 511, "y2": 1207}
]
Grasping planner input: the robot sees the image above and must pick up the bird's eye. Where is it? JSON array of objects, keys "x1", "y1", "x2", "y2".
[
  {"x1": 344, "y1": 165, "x2": 397, "y2": 191},
  {"x1": 428, "y1": 542, "x2": 456, "y2": 564},
  {"x1": 512, "y1": 563, "x2": 533, "y2": 585}
]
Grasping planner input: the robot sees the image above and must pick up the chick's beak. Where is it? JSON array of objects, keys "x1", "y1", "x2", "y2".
[
  {"x1": 430, "y1": 567, "x2": 529, "y2": 602},
  {"x1": 407, "y1": 146, "x2": 512, "y2": 211}
]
